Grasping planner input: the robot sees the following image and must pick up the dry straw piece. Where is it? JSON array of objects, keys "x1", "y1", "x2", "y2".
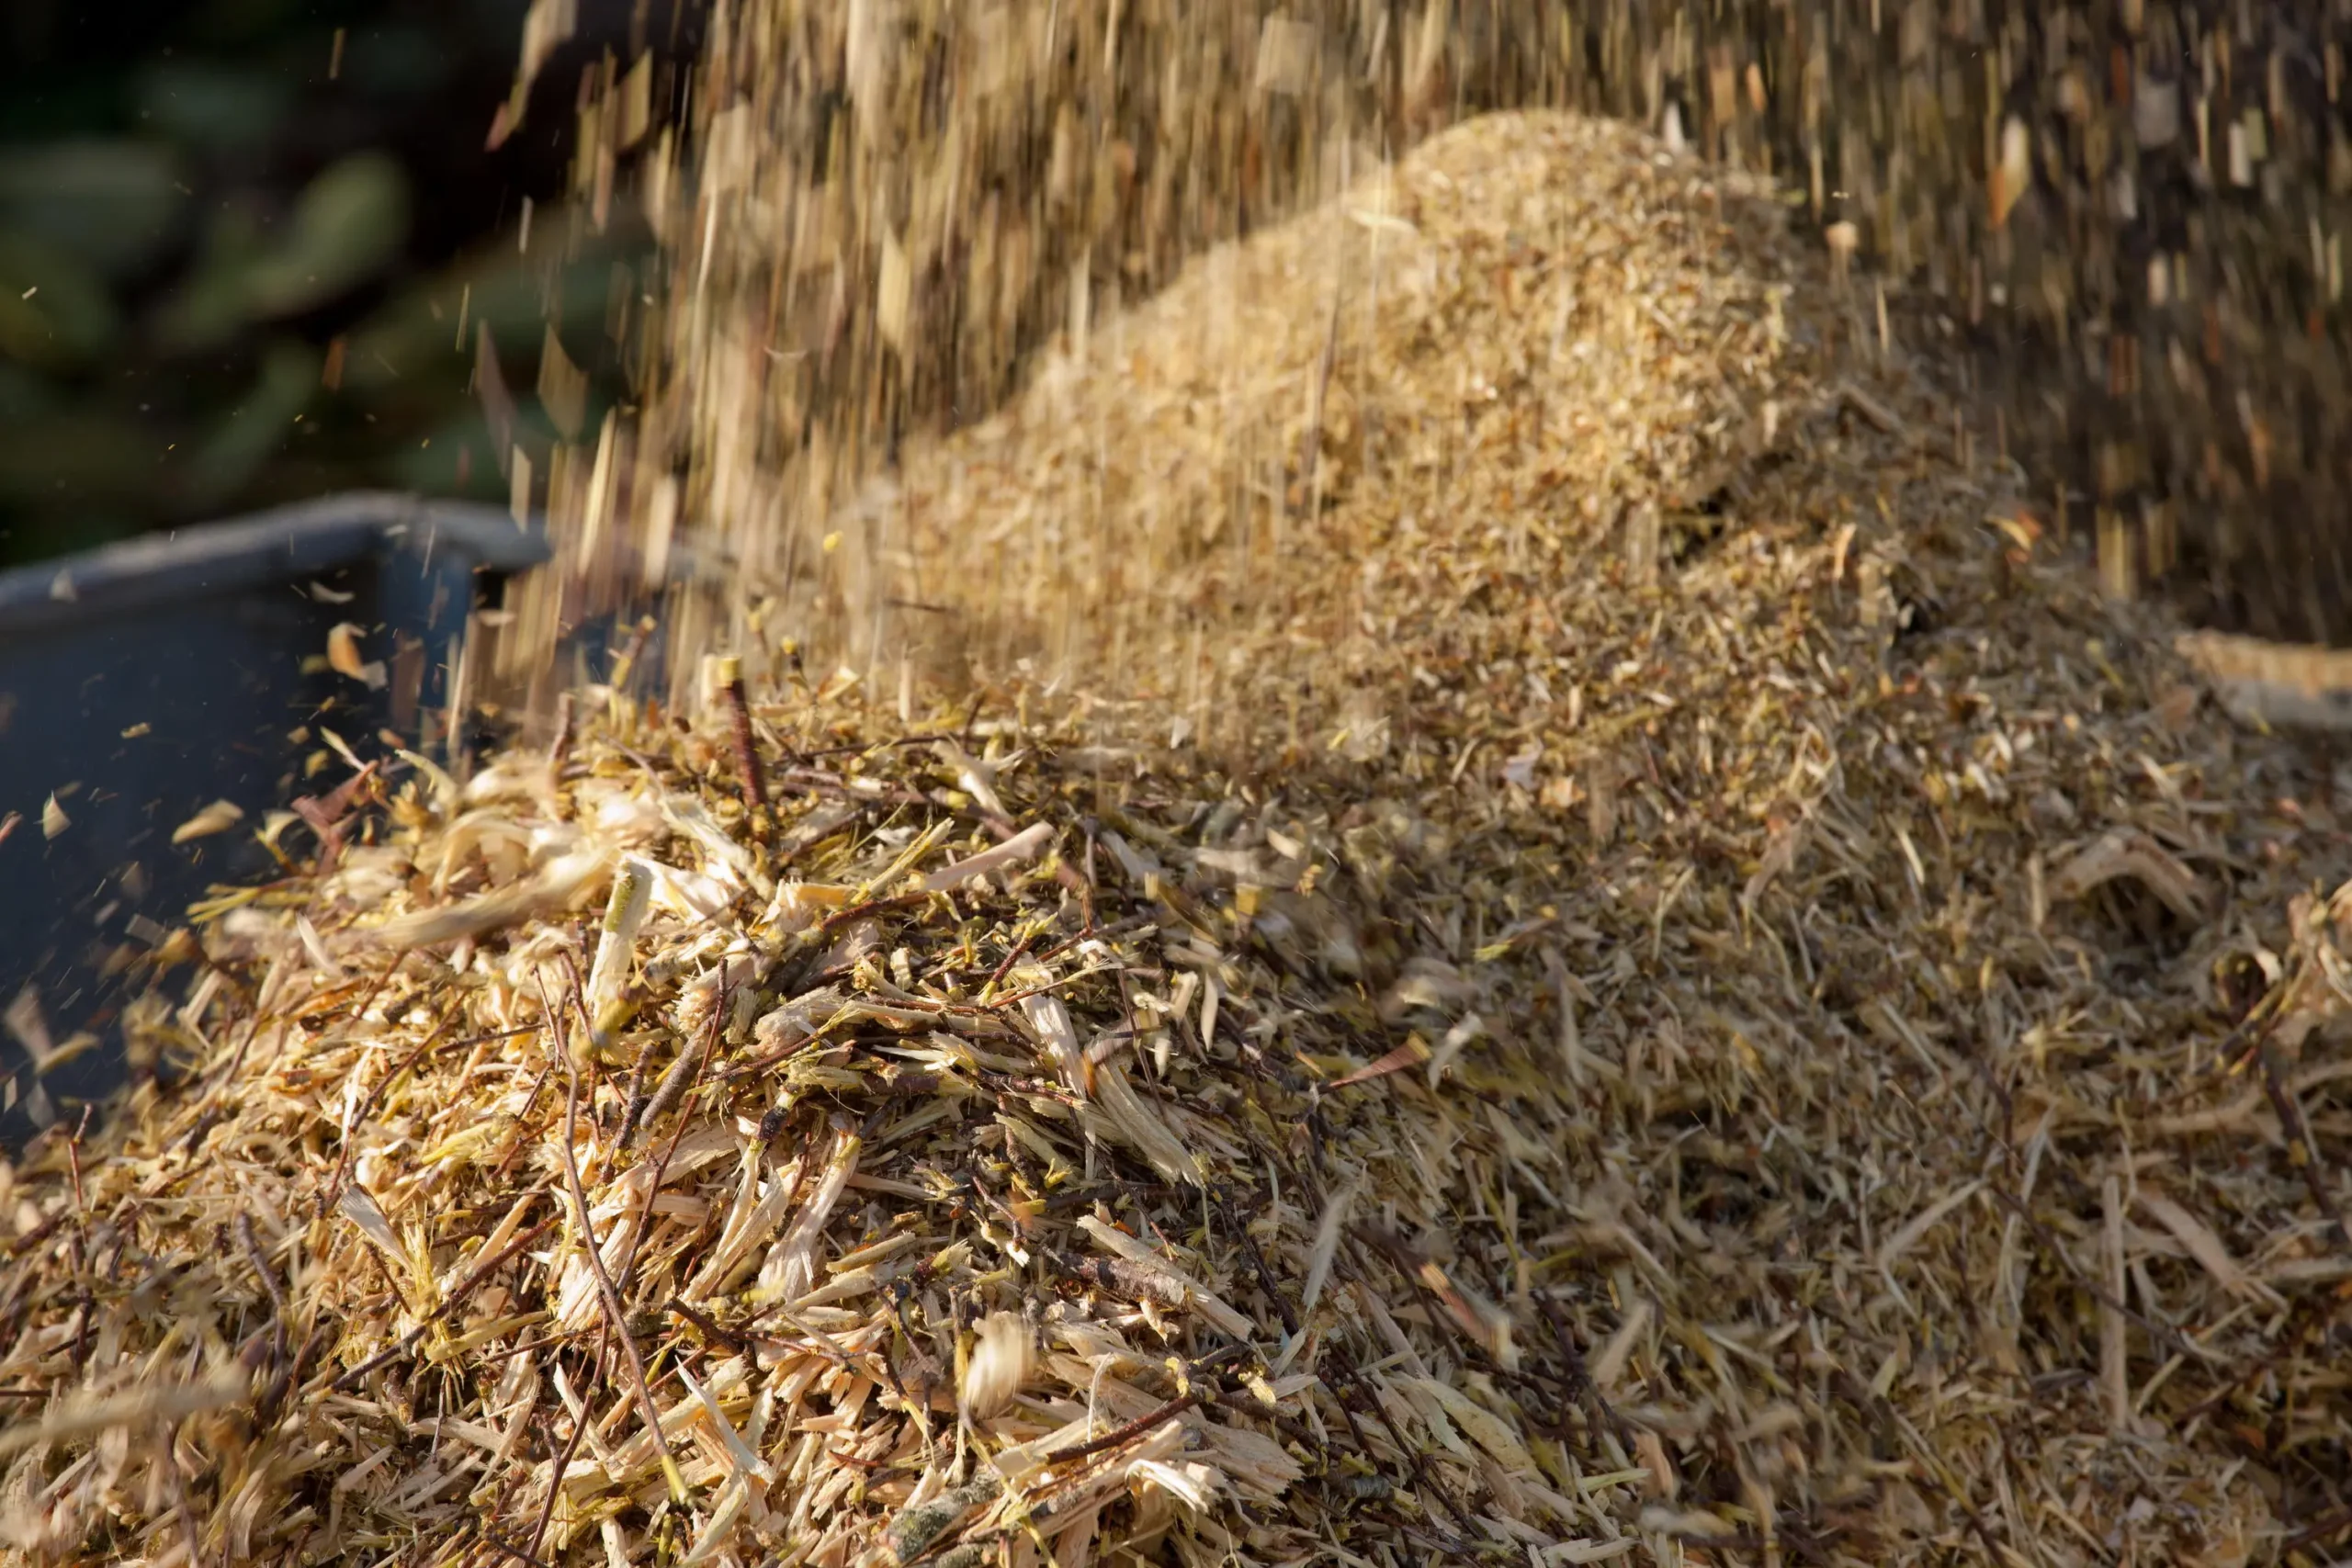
[{"x1": 4, "y1": 113, "x2": 2352, "y2": 1568}]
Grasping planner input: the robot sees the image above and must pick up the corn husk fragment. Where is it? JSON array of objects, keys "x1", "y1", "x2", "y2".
[{"x1": 171, "y1": 798, "x2": 245, "y2": 843}]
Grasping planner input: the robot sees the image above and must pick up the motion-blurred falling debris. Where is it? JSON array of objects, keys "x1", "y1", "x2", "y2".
[
  {"x1": 169, "y1": 799, "x2": 243, "y2": 844},
  {"x1": 325, "y1": 622, "x2": 386, "y2": 690}
]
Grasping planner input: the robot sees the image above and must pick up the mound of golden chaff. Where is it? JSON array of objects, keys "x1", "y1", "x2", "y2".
[{"x1": 3, "y1": 111, "x2": 2352, "y2": 1568}]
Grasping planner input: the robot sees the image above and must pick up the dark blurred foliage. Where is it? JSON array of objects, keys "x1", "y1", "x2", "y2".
[{"x1": 0, "y1": 0, "x2": 692, "y2": 567}]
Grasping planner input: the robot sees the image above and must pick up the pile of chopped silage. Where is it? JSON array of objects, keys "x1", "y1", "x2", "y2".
[{"x1": 4, "y1": 111, "x2": 2351, "y2": 1568}]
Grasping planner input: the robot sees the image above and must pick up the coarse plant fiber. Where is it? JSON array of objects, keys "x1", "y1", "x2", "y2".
[{"x1": 2, "y1": 113, "x2": 2350, "y2": 1568}]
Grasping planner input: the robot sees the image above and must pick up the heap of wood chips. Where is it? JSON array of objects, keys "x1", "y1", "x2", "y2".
[{"x1": 6, "y1": 113, "x2": 2352, "y2": 1568}]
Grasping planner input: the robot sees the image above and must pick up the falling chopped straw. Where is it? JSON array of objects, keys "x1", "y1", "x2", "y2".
[{"x1": 2, "y1": 100, "x2": 2349, "y2": 1568}]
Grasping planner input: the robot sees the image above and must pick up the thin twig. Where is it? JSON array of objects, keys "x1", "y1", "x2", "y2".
[
  {"x1": 2283, "y1": 1504, "x2": 2352, "y2": 1556},
  {"x1": 547, "y1": 963, "x2": 687, "y2": 1505},
  {"x1": 618, "y1": 982, "x2": 727, "y2": 1305},
  {"x1": 236, "y1": 1213, "x2": 289, "y2": 1368},
  {"x1": 719, "y1": 656, "x2": 771, "y2": 821},
  {"x1": 818, "y1": 890, "x2": 934, "y2": 938},
  {"x1": 1981, "y1": 1183, "x2": 2213, "y2": 1369},
  {"x1": 1297, "y1": 288, "x2": 1342, "y2": 529},
  {"x1": 2255, "y1": 1040, "x2": 2348, "y2": 1247},
  {"x1": 476, "y1": 1524, "x2": 556, "y2": 1568},
  {"x1": 610, "y1": 1049, "x2": 653, "y2": 1149},
  {"x1": 330, "y1": 1206, "x2": 557, "y2": 1392},
  {"x1": 1210, "y1": 1184, "x2": 1472, "y2": 1544},
  {"x1": 524, "y1": 1320, "x2": 609, "y2": 1565},
  {"x1": 1044, "y1": 1392, "x2": 1204, "y2": 1462},
  {"x1": 161, "y1": 1419, "x2": 205, "y2": 1567},
  {"x1": 626, "y1": 981, "x2": 726, "y2": 1154},
  {"x1": 664, "y1": 1298, "x2": 753, "y2": 1354},
  {"x1": 546, "y1": 690, "x2": 577, "y2": 772},
  {"x1": 1537, "y1": 1291, "x2": 1636, "y2": 1450}
]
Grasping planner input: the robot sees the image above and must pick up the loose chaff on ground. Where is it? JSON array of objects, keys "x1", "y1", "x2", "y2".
[{"x1": 3, "y1": 113, "x2": 2351, "y2": 1568}]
